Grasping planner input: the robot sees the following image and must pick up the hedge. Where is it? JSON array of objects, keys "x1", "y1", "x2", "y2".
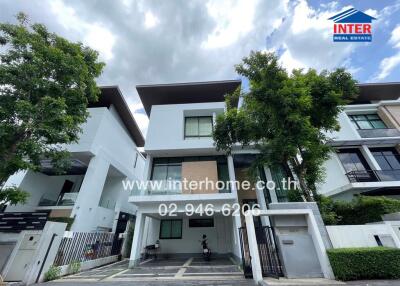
[{"x1": 327, "y1": 247, "x2": 400, "y2": 281}]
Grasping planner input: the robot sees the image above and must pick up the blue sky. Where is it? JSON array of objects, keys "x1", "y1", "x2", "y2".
[{"x1": 0, "y1": 0, "x2": 399, "y2": 134}]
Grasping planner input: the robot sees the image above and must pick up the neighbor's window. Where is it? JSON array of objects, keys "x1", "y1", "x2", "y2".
[
  {"x1": 349, "y1": 114, "x2": 387, "y2": 130},
  {"x1": 189, "y1": 218, "x2": 214, "y2": 228},
  {"x1": 185, "y1": 116, "x2": 213, "y2": 138},
  {"x1": 159, "y1": 219, "x2": 182, "y2": 239}
]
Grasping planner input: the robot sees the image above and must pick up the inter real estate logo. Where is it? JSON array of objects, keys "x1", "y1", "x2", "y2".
[{"x1": 328, "y1": 8, "x2": 376, "y2": 42}]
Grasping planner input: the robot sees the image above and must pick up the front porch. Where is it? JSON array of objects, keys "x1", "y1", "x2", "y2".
[{"x1": 128, "y1": 201, "x2": 243, "y2": 268}]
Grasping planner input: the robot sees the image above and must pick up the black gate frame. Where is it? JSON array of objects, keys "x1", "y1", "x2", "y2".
[
  {"x1": 256, "y1": 226, "x2": 284, "y2": 278},
  {"x1": 238, "y1": 226, "x2": 284, "y2": 279}
]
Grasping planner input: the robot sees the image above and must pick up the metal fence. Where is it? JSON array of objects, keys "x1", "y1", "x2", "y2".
[{"x1": 54, "y1": 232, "x2": 122, "y2": 266}]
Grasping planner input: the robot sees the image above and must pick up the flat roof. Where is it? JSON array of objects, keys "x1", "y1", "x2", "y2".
[
  {"x1": 88, "y1": 86, "x2": 145, "y2": 147},
  {"x1": 136, "y1": 80, "x2": 241, "y2": 116},
  {"x1": 352, "y1": 82, "x2": 400, "y2": 104}
]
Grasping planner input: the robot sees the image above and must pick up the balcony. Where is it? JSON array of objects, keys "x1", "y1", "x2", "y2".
[
  {"x1": 129, "y1": 180, "x2": 231, "y2": 196},
  {"x1": 357, "y1": 128, "x2": 400, "y2": 138},
  {"x1": 38, "y1": 192, "x2": 79, "y2": 207},
  {"x1": 346, "y1": 170, "x2": 400, "y2": 183}
]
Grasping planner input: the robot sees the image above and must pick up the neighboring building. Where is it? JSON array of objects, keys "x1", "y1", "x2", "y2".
[
  {"x1": 318, "y1": 82, "x2": 400, "y2": 201},
  {"x1": 3, "y1": 86, "x2": 145, "y2": 232}
]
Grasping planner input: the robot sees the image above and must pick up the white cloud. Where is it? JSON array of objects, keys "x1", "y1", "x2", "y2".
[
  {"x1": 201, "y1": 0, "x2": 258, "y2": 49},
  {"x1": 49, "y1": 0, "x2": 115, "y2": 61},
  {"x1": 144, "y1": 11, "x2": 159, "y2": 29},
  {"x1": 374, "y1": 25, "x2": 400, "y2": 80},
  {"x1": 271, "y1": 1, "x2": 356, "y2": 72}
]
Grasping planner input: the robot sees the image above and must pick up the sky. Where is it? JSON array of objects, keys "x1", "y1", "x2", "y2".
[{"x1": 0, "y1": 0, "x2": 399, "y2": 136}]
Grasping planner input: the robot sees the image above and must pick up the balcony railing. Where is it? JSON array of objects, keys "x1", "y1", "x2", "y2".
[
  {"x1": 346, "y1": 170, "x2": 400, "y2": 183},
  {"x1": 38, "y1": 192, "x2": 79, "y2": 207},
  {"x1": 357, "y1": 128, "x2": 400, "y2": 138},
  {"x1": 129, "y1": 180, "x2": 230, "y2": 196}
]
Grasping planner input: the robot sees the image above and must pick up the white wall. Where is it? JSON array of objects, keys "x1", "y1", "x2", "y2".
[
  {"x1": 325, "y1": 112, "x2": 360, "y2": 142},
  {"x1": 145, "y1": 102, "x2": 225, "y2": 154},
  {"x1": 316, "y1": 152, "x2": 349, "y2": 197},
  {"x1": 140, "y1": 215, "x2": 233, "y2": 255},
  {"x1": 327, "y1": 224, "x2": 400, "y2": 248}
]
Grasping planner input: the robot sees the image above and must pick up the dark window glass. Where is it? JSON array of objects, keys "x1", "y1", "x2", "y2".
[
  {"x1": 185, "y1": 116, "x2": 213, "y2": 138},
  {"x1": 349, "y1": 114, "x2": 387, "y2": 130},
  {"x1": 159, "y1": 219, "x2": 182, "y2": 239},
  {"x1": 370, "y1": 148, "x2": 400, "y2": 170},
  {"x1": 337, "y1": 149, "x2": 370, "y2": 172},
  {"x1": 270, "y1": 164, "x2": 291, "y2": 202},
  {"x1": 189, "y1": 219, "x2": 214, "y2": 228}
]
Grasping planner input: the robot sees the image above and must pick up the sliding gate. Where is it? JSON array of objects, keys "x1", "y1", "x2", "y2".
[{"x1": 239, "y1": 226, "x2": 284, "y2": 278}]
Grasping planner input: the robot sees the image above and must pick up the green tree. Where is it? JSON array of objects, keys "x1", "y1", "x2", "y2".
[
  {"x1": 213, "y1": 51, "x2": 358, "y2": 201},
  {"x1": 0, "y1": 13, "x2": 104, "y2": 207}
]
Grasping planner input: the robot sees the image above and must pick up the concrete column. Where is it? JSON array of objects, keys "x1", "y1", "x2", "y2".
[
  {"x1": 245, "y1": 211, "x2": 263, "y2": 283},
  {"x1": 264, "y1": 166, "x2": 278, "y2": 203},
  {"x1": 227, "y1": 155, "x2": 243, "y2": 259},
  {"x1": 70, "y1": 155, "x2": 110, "y2": 231},
  {"x1": 361, "y1": 145, "x2": 381, "y2": 170},
  {"x1": 129, "y1": 211, "x2": 146, "y2": 267}
]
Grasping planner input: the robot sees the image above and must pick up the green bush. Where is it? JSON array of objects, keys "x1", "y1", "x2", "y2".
[
  {"x1": 68, "y1": 261, "x2": 80, "y2": 274},
  {"x1": 317, "y1": 195, "x2": 400, "y2": 225},
  {"x1": 44, "y1": 265, "x2": 61, "y2": 281},
  {"x1": 47, "y1": 217, "x2": 75, "y2": 230},
  {"x1": 327, "y1": 247, "x2": 400, "y2": 281}
]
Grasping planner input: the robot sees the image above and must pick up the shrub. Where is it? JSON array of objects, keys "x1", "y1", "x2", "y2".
[
  {"x1": 44, "y1": 265, "x2": 61, "y2": 281},
  {"x1": 68, "y1": 261, "x2": 80, "y2": 274},
  {"x1": 327, "y1": 247, "x2": 400, "y2": 281},
  {"x1": 317, "y1": 195, "x2": 400, "y2": 225}
]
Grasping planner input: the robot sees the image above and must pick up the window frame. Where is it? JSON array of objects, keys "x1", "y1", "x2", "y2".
[
  {"x1": 159, "y1": 219, "x2": 182, "y2": 239},
  {"x1": 184, "y1": 116, "x2": 213, "y2": 139},
  {"x1": 348, "y1": 114, "x2": 387, "y2": 130}
]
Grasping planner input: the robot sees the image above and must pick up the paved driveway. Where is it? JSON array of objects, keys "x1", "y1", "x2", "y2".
[{"x1": 40, "y1": 256, "x2": 253, "y2": 285}]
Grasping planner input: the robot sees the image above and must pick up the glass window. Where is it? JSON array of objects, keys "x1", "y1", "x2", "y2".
[
  {"x1": 159, "y1": 220, "x2": 182, "y2": 239},
  {"x1": 337, "y1": 149, "x2": 370, "y2": 172},
  {"x1": 370, "y1": 148, "x2": 400, "y2": 170},
  {"x1": 185, "y1": 117, "x2": 198, "y2": 137},
  {"x1": 349, "y1": 114, "x2": 387, "y2": 130},
  {"x1": 185, "y1": 116, "x2": 213, "y2": 138}
]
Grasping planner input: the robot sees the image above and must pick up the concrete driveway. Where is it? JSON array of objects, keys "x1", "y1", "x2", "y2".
[{"x1": 40, "y1": 256, "x2": 253, "y2": 285}]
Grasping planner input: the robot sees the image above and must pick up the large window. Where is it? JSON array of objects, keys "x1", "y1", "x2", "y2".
[
  {"x1": 185, "y1": 116, "x2": 213, "y2": 138},
  {"x1": 349, "y1": 114, "x2": 387, "y2": 130},
  {"x1": 337, "y1": 149, "x2": 375, "y2": 182},
  {"x1": 159, "y1": 219, "x2": 182, "y2": 239},
  {"x1": 370, "y1": 148, "x2": 400, "y2": 170}
]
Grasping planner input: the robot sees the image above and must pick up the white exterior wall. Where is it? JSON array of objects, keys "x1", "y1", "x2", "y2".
[
  {"x1": 145, "y1": 102, "x2": 225, "y2": 154},
  {"x1": 325, "y1": 112, "x2": 360, "y2": 142},
  {"x1": 326, "y1": 224, "x2": 400, "y2": 248},
  {"x1": 317, "y1": 152, "x2": 349, "y2": 197}
]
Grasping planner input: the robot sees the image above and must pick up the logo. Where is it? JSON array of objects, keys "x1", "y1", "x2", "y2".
[{"x1": 328, "y1": 8, "x2": 376, "y2": 42}]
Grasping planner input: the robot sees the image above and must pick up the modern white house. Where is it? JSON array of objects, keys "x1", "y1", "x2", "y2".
[
  {"x1": 127, "y1": 80, "x2": 335, "y2": 282},
  {"x1": 2, "y1": 86, "x2": 146, "y2": 233},
  {"x1": 318, "y1": 82, "x2": 400, "y2": 201}
]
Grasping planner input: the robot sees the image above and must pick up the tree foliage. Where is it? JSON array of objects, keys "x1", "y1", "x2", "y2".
[
  {"x1": 0, "y1": 13, "x2": 104, "y2": 206},
  {"x1": 213, "y1": 51, "x2": 358, "y2": 200}
]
